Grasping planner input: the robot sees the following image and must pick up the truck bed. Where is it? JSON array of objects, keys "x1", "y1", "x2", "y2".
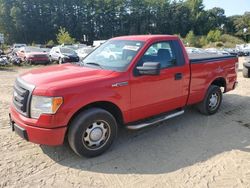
[
  {"x1": 189, "y1": 53, "x2": 237, "y2": 64},
  {"x1": 187, "y1": 53, "x2": 238, "y2": 106}
]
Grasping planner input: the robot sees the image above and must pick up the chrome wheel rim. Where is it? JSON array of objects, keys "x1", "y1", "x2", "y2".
[
  {"x1": 82, "y1": 120, "x2": 110, "y2": 150},
  {"x1": 209, "y1": 92, "x2": 220, "y2": 110}
]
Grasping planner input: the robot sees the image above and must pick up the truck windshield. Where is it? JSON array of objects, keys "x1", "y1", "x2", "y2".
[{"x1": 82, "y1": 40, "x2": 145, "y2": 71}]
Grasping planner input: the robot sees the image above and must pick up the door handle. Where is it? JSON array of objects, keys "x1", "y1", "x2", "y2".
[{"x1": 175, "y1": 73, "x2": 182, "y2": 80}]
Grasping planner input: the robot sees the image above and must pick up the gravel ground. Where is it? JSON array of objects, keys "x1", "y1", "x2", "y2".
[{"x1": 0, "y1": 59, "x2": 250, "y2": 188}]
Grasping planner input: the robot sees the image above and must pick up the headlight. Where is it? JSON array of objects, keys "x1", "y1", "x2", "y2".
[{"x1": 30, "y1": 96, "x2": 63, "y2": 119}]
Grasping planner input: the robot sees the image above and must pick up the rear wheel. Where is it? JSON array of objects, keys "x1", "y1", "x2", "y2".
[
  {"x1": 68, "y1": 108, "x2": 118, "y2": 157},
  {"x1": 197, "y1": 85, "x2": 222, "y2": 115}
]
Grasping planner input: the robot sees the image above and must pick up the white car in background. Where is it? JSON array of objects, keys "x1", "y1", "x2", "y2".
[
  {"x1": 76, "y1": 47, "x2": 94, "y2": 60},
  {"x1": 186, "y1": 47, "x2": 206, "y2": 54},
  {"x1": 49, "y1": 46, "x2": 79, "y2": 64},
  {"x1": 12, "y1": 43, "x2": 27, "y2": 50},
  {"x1": 93, "y1": 40, "x2": 106, "y2": 48},
  {"x1": 205, "y1": 48, "x2": 230, "y2": 55},
  {"x1": 97, "y1": 47, "x2": 119, "y2": 60},
  {"x1": 204, "y1": 48, "x2": 218, "y2": 54}
]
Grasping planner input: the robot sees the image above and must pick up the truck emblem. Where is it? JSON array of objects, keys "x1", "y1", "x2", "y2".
[{"x1": 112, "y1": 81, "x2": 128, "y2": 87}]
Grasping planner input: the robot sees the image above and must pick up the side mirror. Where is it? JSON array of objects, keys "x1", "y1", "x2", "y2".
[{"x1": 136, "y1": 62, "x2": 161, "y2": 75}]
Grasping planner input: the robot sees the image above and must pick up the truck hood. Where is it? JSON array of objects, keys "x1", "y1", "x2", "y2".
[{"x1": 20, "y1": 64, "x2": 114, "y2": 87}]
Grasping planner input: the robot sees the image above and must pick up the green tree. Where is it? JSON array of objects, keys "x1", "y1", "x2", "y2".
[
  {"x1": 234, "y1": 12, "x2": 250, "y2": 42},
  {"x1": 207, "y1": 30, "x2": 221, "y2": 43},
  {"x1": 185, "y1": 0, "x2": 205, "y2": 35},
  {"x1": 0, "y1": 0, "x2": 247, "y2": 44},
  {"x1": 56, "y1": 27, "x2": 75, "y2": 44},
  {"x1": 199, "y1": 36, "x2": 207, "y2": 46},
  {"x1": 185, "y1": 30, "x2": 196, "y2": 46},
  {"x1": 46, "y1": 40, "x2": 55, "y2": 47}
]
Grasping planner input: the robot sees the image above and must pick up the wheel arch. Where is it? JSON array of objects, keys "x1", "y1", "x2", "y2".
[
  {"x1": 210, "y1": 77, "x2": 227, "y2": 93},
  {"x1": 67, "y1": 101, "x2": 124, "y2": 129}
]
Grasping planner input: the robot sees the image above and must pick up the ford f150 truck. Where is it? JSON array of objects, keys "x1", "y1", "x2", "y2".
[{"x1": 9, "y1": 35, "x2": 238, "y2": 157}]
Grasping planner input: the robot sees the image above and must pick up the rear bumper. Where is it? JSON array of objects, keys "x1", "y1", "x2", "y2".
[{"x1": 9, "y1": 107, "x2": 67, "y2": 146}]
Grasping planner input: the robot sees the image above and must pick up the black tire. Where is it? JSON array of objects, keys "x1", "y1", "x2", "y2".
[
  {"x1": 244, "y1": 62, "x2": 250, "y2": 68},
  {"x1": 243, "y1": 67, "x2": 249, "y2": 78},
  {"x1": 49, "y1": 56, "x2": 53, "y2": 63},
  {"x1": 243, "y1": 63, "x2": 250, "y2": 78},
  {"x1": 58, "y1": 57, "x2": 63, "y2": 64},
  {"x1": 68, "y1": 108, "x2": 118, "y2": 157},
  {"x1": 197, "y1": 85, "x2": 222, "y2": 115}
]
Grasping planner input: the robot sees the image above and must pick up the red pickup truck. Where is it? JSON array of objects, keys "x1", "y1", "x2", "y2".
[{"x1": 10, "y1": 35, "x2": 238, "y2": 157}]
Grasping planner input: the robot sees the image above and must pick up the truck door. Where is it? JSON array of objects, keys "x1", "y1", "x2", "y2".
[{"x1": 130, "y1": 40, "x2": 189, "y2": 122}]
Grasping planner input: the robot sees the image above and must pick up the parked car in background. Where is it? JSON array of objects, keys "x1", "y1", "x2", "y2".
[
  {"x1": 41, "y1": 48, "x2": 51, "y2": 54},
  {"x1": 76, "y1": 47, "x2": 94, "y2": 60},
  {"x1": 0, "y1": 55, "x2": 9, "y2": 66},
  {"x1": 93, "y1": 40, "x2": 106, "y2": 48},
  {"x1": 9, "y1": 54, "x2": 21, "y2": 66},
  {"x1": 236, "y1": 44, "x2": 250, "y2": 56},
  {"x1": 186, "y1": 47, "x2": 206, "y2": 54},
  {"x1": 61, "y1": 44, "x2": 79, "y2": 51},
  {"x1": 224, "y1": 48, "x2": 238, "y2": 56},
  {"x1": 205, "y1": 48, "x2": 230, "y2": 55},
  {"x1": 75, "y1": 44, "x2": 87, "y2": 49},
  {"x1": 205, "y1": 48, "x2": 220, "y2": 54},
  {"x1": 97, "y1": 47, "x2": 119, "y2": 60},
  {"x1": 217, "y1": 49, "x2": 231, "y2": 55},
  {"x1": 242, "y1": 48, "x2": 250, "y2": 56},
  {"x1": 60, "y1": 44, "x2": 87, "y2": 51},
  {"x1": 12, "y1": 43, "x2": 26, "y2": 50},
  {"x1": 7, "y1": 48, "x2": 19, "y2": 59},
  {"x1": 16, "y1": 46, "x2": 50, "y2": 64},
  {"x1": 49, "y1": 46, "x2": 79, "y2": 64}
]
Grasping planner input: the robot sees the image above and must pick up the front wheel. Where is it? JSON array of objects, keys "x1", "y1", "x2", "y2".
[
  {"x1": 197, "y1": 85, "x2": 222, "y2": 115},
  {"x1": 49, "y1": 56, "x2": 53, "y2": 63},
  {"x1": 68, "y1": 108, "x2": 118, "y2": 157},
  {"x1": 58, "y1": 57, "x2": 64, "y2": 64}
]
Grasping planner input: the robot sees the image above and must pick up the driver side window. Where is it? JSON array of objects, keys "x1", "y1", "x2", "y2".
[{"x1": 140, "y1": 41, "x2": 176, "y2": 69}]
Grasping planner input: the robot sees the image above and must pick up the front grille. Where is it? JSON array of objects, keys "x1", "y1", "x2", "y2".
[{"x1": 13, "y1": 78, "x2": 35, "y2": 117}]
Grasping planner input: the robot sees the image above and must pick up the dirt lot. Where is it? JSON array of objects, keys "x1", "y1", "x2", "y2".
[{"x1": 0, "y1": 60, "x2": 250, "y2": 188}]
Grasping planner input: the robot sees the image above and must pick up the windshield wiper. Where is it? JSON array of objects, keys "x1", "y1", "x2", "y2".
[{"x1": 84, "y1": 62, "x2": 104, "y2": 69}]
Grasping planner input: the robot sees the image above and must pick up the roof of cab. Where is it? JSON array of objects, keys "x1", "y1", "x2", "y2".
[{"x1": 111, "y1": 35, "x2": 179, "y2": 42}]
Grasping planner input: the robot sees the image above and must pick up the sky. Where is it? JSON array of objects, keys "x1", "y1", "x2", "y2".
[{"x1": 203, "y1": 0, "x2": 250, "y2": 16}]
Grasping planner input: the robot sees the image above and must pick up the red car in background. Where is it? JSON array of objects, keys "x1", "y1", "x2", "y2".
[{"x1": 16, "y1": 46, "x2": 50, "y2": 65}]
